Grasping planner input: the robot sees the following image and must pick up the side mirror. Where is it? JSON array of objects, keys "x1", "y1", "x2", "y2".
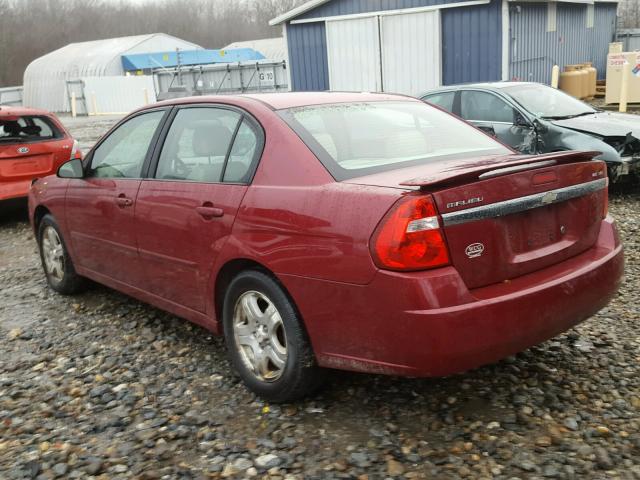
[
  {"x1": 533, "y1": 118, "x2": 549, "y2": 134},
  {"x1": 57, "y1": 158, "x2": 84, "y2": 179}
]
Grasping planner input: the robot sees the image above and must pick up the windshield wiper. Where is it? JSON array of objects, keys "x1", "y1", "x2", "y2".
[{"x1": 543, "y1": 111, "x2": 597, "y2": 120}]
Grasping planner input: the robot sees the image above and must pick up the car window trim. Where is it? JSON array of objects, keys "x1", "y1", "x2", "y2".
[
  {"x1": 82, "y1": 106, "x2": 172, "y2": 179},
  {"x1": 219, "y1": 116, "x2": 244, "y2": 182},
  {"x1": 146, "y1": 103, "x2": 265, "y2": 186}
]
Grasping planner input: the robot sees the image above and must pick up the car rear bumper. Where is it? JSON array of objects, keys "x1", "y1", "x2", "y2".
[
  {"x1": 0, "y1": 180, "x2": 32, "y2": 201},
  {"x1": 281, "y1": 216, "x2": 623, "y2": 377}
]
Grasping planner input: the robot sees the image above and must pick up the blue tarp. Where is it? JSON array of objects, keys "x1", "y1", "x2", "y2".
[{"x1": 121, "y1": 48, "x2": 265, "y2": 71}]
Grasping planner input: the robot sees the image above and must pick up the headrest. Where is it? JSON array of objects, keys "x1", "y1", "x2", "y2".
[
  {"x1": 2, "y1": 122, "x2": 21, "y2": 136},
  {"x1": 192, "y1": 121, "x2": 233, "y2": 157},
  {"x1": 22, "y1": 125, "x2": 42, "y2": 136}
]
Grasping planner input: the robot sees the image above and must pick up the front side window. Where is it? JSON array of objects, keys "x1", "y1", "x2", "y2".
[
  {"x1": 278, "y1": 101, "x2": 510, "y2": 181},
  {"x1": 422, "y1": 91, "x2": 455, "y2": 113},
  {"x1": 0, "y1": 115, "x2": 62, "y2": 143},
  {"x1": 460, "y1": 91, "x2": 516, "y2": 123},
  {"x1": 89, "y1": 110, "x2": 165, "y2": 179}
]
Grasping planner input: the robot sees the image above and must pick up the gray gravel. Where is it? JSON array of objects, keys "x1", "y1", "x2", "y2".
[{"x1": 0, "y1": 117, "x2": 639, "y2": 479}]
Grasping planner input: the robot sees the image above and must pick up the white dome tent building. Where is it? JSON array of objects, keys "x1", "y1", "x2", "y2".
[{"x1": 23, "y1": 33, "x2": 201, "y2": 113}]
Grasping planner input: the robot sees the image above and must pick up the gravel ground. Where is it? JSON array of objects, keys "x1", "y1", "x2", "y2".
[{"x1": 0, "y1": 116, "x2": 639, "y2": 479}]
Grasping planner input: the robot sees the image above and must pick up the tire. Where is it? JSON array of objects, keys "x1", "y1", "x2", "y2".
[
  {"x1": 223, "y1": 270, "x2": 325, "y2": 402},
  {"x1": 37, "y1": 214, "x2": 86, "y2": 295}
]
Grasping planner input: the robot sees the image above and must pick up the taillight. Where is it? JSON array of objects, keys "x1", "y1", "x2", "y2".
[
  {"x1": 70, "y1": 139, "x2": 83, "y2": 160},
  {"x1": 371, "y1": 194, "x2": 450, "y2": 271}
]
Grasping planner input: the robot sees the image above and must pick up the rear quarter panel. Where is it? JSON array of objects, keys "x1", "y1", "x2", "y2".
[{"x1": 213, "y1": 107, "x2": 403, "y2": 290}]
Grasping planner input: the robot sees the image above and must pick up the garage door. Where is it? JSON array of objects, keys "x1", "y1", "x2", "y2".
[
  {"x1": 326, "y1": 16, "x2": 381, "y2": 92},
  {"x1": 380, "y1": 11, "x2": 441, "y2": 95},
  {"x1": 326, "y1": 12, "x2": 441, "y2": 95}
]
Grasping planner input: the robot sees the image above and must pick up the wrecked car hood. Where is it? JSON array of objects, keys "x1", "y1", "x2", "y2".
[{"x1": 551, "y1": 111, "x2": 640, "y2": 138}]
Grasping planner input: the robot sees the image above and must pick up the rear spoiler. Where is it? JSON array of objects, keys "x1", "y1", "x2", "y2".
[{"x1": 400, "y1": 151, "x2": 602, "y2": 189}]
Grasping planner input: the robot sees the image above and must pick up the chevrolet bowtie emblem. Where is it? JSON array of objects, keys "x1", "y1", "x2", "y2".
[{"x1": 541, "y1": 191, "x2": 558, "y2": 205}]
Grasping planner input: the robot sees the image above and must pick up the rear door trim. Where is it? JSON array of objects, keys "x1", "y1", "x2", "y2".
[{"x1": 440, "y1": 178, "x2": 606, "y2": 226}]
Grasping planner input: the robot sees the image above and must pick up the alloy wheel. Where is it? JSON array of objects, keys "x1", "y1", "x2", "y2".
[
  {"x1": 232, "y1": 290, "x2": 288, "y2": 382},
  {"x1": 41, "y1": 226, "x2": 64, "y2": 281}
]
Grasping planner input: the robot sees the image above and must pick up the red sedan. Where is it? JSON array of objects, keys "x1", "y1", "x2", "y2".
[
  {"x1": 1, "y1": 106, "x2": 81, "y2": 202},
  {"x1": 28, "y1": 93, "x2": 623, "y2": 402}
]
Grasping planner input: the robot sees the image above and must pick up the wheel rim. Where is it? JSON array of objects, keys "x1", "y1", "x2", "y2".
[
  {"x1": 41, "y1": 226, "x2": 65, "y2": 282},
  {"x1": 232, "y1": 291, "x2": 288, "y2": 382}
]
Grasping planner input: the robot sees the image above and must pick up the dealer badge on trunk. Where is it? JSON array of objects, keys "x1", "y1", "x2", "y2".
[{"x1": 465, "y1": 243, "x2": 485, "y2": 258}]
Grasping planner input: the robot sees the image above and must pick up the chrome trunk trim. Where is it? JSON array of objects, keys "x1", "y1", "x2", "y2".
[{"x1": 440, "y1": 178, "x2": 606, "y2": 226}]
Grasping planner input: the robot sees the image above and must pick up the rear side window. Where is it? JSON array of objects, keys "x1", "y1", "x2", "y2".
[
  {"x1": 423, "y1": 92, "x2": 455, "y2": 112},
  {"x1": 155, "y1": 107, "x2": 261, "y2": 184},
  {"x1": 278, "y1": 101, "x2": 510, "y2": 181},
  {"x1": 0, "y1": 115, "x2": 62, "y2": 143}
]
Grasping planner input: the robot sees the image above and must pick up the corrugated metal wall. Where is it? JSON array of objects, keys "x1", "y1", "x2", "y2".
[
  {"x1": 509, "y1": 2, "x2": 617, "y2": 83},
  {"x1": 288, "y1": 22, "x2": 330, "y2": 91},
  {"x1": 287, "y1": 0, "x2": 503, "y2": 90},
  {"x1": 441, "y1": 0, "x2": 502, "y2": 84}
]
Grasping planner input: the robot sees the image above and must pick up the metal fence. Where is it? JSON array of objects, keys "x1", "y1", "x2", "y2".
[
  {"x1": 154, "y1": 60, "x2": 289, "y2": 100},
  {"x1": 618, "y1": 29, "x2": 640, "y2": 52},
  {"x1": 0, "y1": 86, "x2": 23, "y2": 106}
]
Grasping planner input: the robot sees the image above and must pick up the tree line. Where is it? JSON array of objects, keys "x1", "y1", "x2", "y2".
[
  {"x1": 0, "y1": 0, "x2": 303, "y2": 88},
  {"x1": 618, "y1": 0, "x2": 640, "y2": 29}
]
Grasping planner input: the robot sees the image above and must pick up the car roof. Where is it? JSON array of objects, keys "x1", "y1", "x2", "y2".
[
  {"x1": 151, "y1": 91, "x2": 419, "y2": 111},
  {"x1": 0, "y1": 106, "x2": 54, "y2": 117},
  {"x1": 420, "y1": 81, "x2": 540, "y2": 96}
]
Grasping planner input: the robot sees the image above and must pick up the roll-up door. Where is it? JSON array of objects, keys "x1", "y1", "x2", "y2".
[
  {"x1": 380, "y1": 11, "x2": 441, "y2": 95},
  {"x1": 326, "y1": 16, "x2": 381, "y2": 92}
]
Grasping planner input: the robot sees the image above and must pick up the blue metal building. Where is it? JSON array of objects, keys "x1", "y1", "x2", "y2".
[{"x1": 270, "y1": 0, "x2": 618, "y2": 94}]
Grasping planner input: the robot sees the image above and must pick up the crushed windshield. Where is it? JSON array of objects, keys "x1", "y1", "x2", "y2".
[
  {"x1": 503, "y1": 84, "x2": 597, "y2": 119},
  {"x1": 278, "y1": 101, "x2": 510, "y2": 181}
]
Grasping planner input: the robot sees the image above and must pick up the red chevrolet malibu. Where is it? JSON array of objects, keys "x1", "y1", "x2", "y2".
[
  {"x1": 1, "y1": 106, "x2": 81, "y2": 202},
  {"x1": 28, "y1": 93, "x2": 623, "y2": 401}
]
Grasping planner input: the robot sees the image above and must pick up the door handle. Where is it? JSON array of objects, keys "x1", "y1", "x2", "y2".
[
  {"x1": 196, "y1": 203, "x2": 224, "y2": 219},
  {"x1": 115, "y1": 194, "x2": 133, "y2": 208}
]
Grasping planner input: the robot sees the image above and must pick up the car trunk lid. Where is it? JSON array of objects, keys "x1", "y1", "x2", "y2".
[
  {"x1": 426, "y1": 154, "x2": 607, "y2": 289},
  {"x1": 0, "y1": 143, "x2": 56, "y2": 181}
]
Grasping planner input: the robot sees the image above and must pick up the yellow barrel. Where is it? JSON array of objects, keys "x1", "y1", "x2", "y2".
[
  {"x1": 559, "y1": 65, "x2": 584, "y2": 99},
  {"x1": 581, "y1": 62, "x2": 597, "y2": 99}
]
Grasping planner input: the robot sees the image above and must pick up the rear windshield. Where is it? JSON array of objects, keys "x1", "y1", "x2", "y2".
[
  {"x1": 278, "y1": 101, "x2": 511, "y2": 180},
  {"x1": 0, "y1": 115, "x2": 63, "y2": 144}
]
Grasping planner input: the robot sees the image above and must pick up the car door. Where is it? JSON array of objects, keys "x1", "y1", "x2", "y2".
[
  {"x1": 65, "y1": 109, "x2": 168, "y2": 285},
  {"x1": 459, "y1": 90, "x2": 537, "y2": 154},
  {"x1": 135, "y1": 105, "x2": 263, "y2": 313}
]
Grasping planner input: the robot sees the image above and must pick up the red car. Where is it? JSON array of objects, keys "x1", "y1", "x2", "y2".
[
  {"x1": 1, "y1": 106, "x2": 81, "y2": 202},
  {"x1": 28, "y1": 93, "x2": 623, "y2": 402}
]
